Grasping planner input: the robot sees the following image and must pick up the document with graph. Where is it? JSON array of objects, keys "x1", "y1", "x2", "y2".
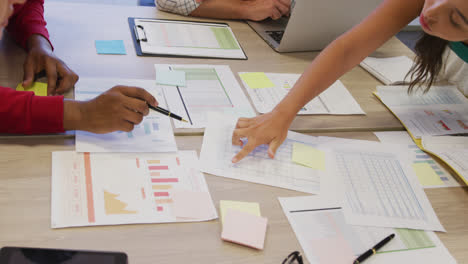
[
  {"x1": 199, "y1": 114, "x2": 335, "y2": 194},
  {"x1": 129, "y1": 18, "x2": 246, "y2": 59},
  {"x1": 327, "y1": 142, "x2": 445, "y2": 231},
  {"x1": 51, "y1": 151, "x2": 217, "y2": 228},
  {"x1": 158, "y1": 65, "x2": 256, "y2": 128},
  {"x1": 279, "y1": 196, "x2": 456, "y2": 264},
  {"x1": 238, "y1": 72, "x2": 365, "y2": 115},
  {"x1": 422, "y1": 135, "x2": 468, "y2": 185},
  {"x1": 376, "y1": 85, "x2": 468, "y2": 139},
  {"x1": 74, "y1": 78, "x2": 177, "y2": 153}
]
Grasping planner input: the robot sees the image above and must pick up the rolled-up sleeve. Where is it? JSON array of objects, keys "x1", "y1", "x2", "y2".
[{"x1": 155, "y1": 0, "x2": 201, "y2": 16}]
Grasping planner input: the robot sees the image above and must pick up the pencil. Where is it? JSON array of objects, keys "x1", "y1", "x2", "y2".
[{"x1": 148, "y1": 104, "x2": 188, "y2": 123}]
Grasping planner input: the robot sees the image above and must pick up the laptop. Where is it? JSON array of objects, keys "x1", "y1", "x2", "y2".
[{"x1": 247, "y1": 0, "x2": 383, "y2": 52}]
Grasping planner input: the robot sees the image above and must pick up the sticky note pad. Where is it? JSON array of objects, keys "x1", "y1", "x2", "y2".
[
  {"x1": 292, "y1": 143, "x2": 326, "y2": 171},
  {"x1": 95, "y1": 40, "x2": 126, "y2": 55},
  {"x1": 172, "y1": 190, "x2": 215, "y2": 220},
  {"x1": 16, "y1": 82, "x2": 47, "y2": 96},
  {"x1": 412, "y1": 163, "x2": 444, "y2": 186},
  {"x1": 156, "y1": 69, "x2": 186, "y2": 87},
  {"x1": 239, "y1": 72, "x2": 274, "y2": 89},
  {"x1": 221, "y1": 209, "x2": 268, "y2": 250},
  {"x1": 220, "y1": 200, "x2": 261, "y2": 225}
]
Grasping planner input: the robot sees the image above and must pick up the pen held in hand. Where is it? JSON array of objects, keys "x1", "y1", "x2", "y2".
[{"x1": 147, "y1": 104, "x2": 188, "y2": 123}]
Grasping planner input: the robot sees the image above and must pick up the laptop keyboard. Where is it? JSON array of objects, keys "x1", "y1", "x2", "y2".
[{"x1": 266, "y1": 30, "x2": 284, "y2": 44}]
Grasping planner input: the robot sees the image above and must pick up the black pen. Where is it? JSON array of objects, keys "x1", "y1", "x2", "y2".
[
  {"x1": 353, "y1": 233, "x2": 395, "y2": 264},
  {"x1": 148, "y1": 104, "x2": 188, "y2": 123}
]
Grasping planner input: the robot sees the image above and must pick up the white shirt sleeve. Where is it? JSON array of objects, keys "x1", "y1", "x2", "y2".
[{"x1": 155, "y1": 0, "x2": 201, "y2": 16}]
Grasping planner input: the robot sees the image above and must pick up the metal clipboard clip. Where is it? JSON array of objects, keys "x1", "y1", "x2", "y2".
[{"x1": 134, "y1": 25, "x2": 147, "y2": 42}]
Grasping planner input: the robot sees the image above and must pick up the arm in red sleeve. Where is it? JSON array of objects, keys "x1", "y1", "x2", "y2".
[
  {"x1": 6, "y1": 0, "x2": 53, "y2": 50},
  {"x1": 0, "y1": 87, "x2": 64, "y2": 134}
]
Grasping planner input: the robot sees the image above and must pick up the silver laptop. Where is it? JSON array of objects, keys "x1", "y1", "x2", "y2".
[{"x1": 247, "y1": 0, "x2": 382, "y2": 52}]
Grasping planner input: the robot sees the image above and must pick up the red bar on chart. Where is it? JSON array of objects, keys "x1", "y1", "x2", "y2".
[
  {"x1": 157, "y1": 206, "x2": 164, "y2": 212},
  {"x1": 136, "y1": 158, "x2": 140, "y2": 168},
  {"x1": 151, "y1": 178, "x2": 178, "y2": 183},
  {"x1": 154, "y1": 192, "x2": 169, "y2": 197},
  {"x1": 148, "y1": 165, "x2": 169, "y2": 170}
]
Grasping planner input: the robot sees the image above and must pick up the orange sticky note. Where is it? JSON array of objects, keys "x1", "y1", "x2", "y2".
[{"x1": 221, "y1": 209, "x2": 268, "y2": 250}]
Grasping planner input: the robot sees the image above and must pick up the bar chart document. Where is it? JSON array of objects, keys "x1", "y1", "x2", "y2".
[
  {"x1": 279, "y1": 196, "x2": 456, "y2": 264},
  {"x1": 239, "y1": 72, "x2": 365, "y2": 115},
  {"x1": 75, "y1": 78, "x2": 177, "y2": 153},
  {"x1": 131, "y1": 18, "x2": 246, "y2": 59},
  {"x1": 51, "y1": 151, "x2": 217, "y2": 228},
  {"x1": 328, "y1": 143, "x2": 445, "y2": 231},
  {"x1": 158, "y1": 65, "x2": 256, "y2": 128},
  {"x1": 376, "y1": 85, "x2": 468, "y2": 139},
  {"x1": 422, "y1": 136, "x2": 468, "y2": 185},
  {"x1": 199, "y1": 114, "x2": 331, "y2": 194}
]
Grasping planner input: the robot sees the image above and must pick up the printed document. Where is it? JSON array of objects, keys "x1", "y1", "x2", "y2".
[
  {"x1": 239, "y1": 72, "x2": 365, "y2": 115},
  {"x1": 51, "y1": 151, "x2": 217, "y2": 228},
  {"x1": 158, "y1": 65, "x2": 256, "y2": 128},
  {"x1": 74, "y1": 78, "x2": 177, "y2": 153},
  {"x1": 376, "y1": 85, "x2": 468, "y2": 138},
  {"x1": 279, "y1": 196, "x2": 455, "y2": 264}
]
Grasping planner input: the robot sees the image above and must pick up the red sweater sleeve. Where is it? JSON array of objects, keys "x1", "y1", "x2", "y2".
[
  {"x1": 0, "y1": 87, "x2": 64, "y2": 134},
  {"x1": 6, "y1": 0, "x2": 53, "y2": 50}
]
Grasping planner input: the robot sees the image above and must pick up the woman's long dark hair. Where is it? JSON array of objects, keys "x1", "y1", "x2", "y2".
[{"x1": 406, "y1": 32, "x2": 449, "y2": 93}]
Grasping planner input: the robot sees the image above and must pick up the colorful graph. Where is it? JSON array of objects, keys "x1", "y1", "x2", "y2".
[
  {"x1": 127, "y1": 121, "x2": 161, "y2": 138},
  {"x1": 103, "y1": 190, "x2": 137, "y2": 215}
]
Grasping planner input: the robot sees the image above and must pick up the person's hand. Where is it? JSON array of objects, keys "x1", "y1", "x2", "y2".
[
  {"x1": 64, "y1": 86, "x2": 158, "y2": 133},
  {"x1": 231, "y1": 110, "x2": 292, "y2": 163},
  {"x1": 23, "y1": 34, "x2": 78, "y2": 95},
  {"x1": 244, "y1": 0, "x2": 290, "y2": 21}
]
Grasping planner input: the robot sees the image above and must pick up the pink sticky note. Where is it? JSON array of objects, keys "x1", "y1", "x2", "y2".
[
  {"x1": 309, "y1": 238, "x2": 355, "y2": 264},
  {"x1": 172, "y1": 190, "x2": 215, "y2": 220},
  {"x1": 221, "y1": 209, "x2": 268, "y2": 250}
]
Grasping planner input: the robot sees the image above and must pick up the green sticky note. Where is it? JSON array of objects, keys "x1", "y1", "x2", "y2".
[
  {"x1": 292, "y1": 143, "x2": 326, "y2": 171},
  {"x1": 239, "y1": 72, "x2": 275, "y2": 89},
  {"x1": 156, "y1": 69, "x2": 186, "y2": 87},
  {"x1": 16, "y1": 82, "x2": 47, "y2": 96},
  {"x1": 412, "y1": 163, "x2": 444, "y2": 186},
  {"x1": 220, "y1": 200, "x2": 261, "y2": 225}
]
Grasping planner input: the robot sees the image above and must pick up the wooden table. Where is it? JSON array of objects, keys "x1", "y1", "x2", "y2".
[{"x1": 0, "y1": 132, "x2": 466, "y2": 263}]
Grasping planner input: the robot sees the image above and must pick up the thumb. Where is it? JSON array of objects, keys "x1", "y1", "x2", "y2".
[
  {"x1": 23, "y1": 59, "x2": 35, "y2": 87},
  {"x1": 267, "y1": 137, "x2": 282, "y2": 159}
]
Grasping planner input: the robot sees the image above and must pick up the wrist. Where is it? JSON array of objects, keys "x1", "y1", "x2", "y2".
[
  {"x1": 26, "y1": 34, "x2": 52, "y2": 52},
  {"x1": 271, "y1": 104, "x2": 297, "y2": 127},
  {"x1": 63, "y1": 99, "x2": 85, "y2": 131}
]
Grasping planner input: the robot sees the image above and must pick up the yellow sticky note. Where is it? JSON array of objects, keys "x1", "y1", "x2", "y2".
[
  {"x1": 292, "y1": 143, "x2": 326, "y2": 171},
  {"x1": 412, "y1": 163, "x2": 444, "y2": 186},
  {"x1": 16, "y1": 82, "x2": 48, "y2": 96},
  {"x1": 220, "y1": 200, "x2": 261, "y2": 225},
  {"x1": 239, "y1": 72, "x2": 274, "y2": 89}
]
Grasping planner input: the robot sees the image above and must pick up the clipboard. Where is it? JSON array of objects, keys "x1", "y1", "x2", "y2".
[{"x1": 128, "y1": 17, "x2": 248, "y2": 60}]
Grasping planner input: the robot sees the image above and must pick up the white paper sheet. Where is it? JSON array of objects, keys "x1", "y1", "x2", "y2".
[
  {"x1": 51, "y1": 151, "x2": 217, "y2": 228},
  {"x1": 199, "y1": 114, "x2": 331, "y2": 194},
  {"x1": 135, "y1": 19, "x2": 246, "y2": 59},
  {"x1": 158, "y1": 65, "x2": 256, "y2": 128},
  {"x1": 279, "y1": 196, "x2": 456, "y2": 264},
  {"x1": 374, "y1": 131, "x2": 460, "y2": 188},
  {"x1": 239, "y1": 73, "x2": 365, "y2": 115},
  {"x1": 326, "y1": 142, "x2": 445, "y2": 231},
  {"x1": 422, "y1": 136, "x2": 468, "y2": 185},
  {"x1": 360, "y1": 56, "x2": 414, "y2": 85},
  {"x1": 74, "y1": 78, "x2": 177, "y2": 153},
  {"x1": 376, "y1": 85, "x2": 468, "y2": 139}
]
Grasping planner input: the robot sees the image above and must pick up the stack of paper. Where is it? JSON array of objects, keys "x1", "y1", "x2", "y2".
[
  {"x1": 238, "y1": 72, "x2": 365, "y2": 115},
  {"x1": 376, "y1": 85, "x2": 468, "y2": 139},
  {"x1": 360, "y1": 56, "x2": 414, "y2": 85}
]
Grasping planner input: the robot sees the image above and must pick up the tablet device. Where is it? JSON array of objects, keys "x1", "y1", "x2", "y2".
[{"x1": 0, "y1": 247, "x2": 127, "y2": 264}]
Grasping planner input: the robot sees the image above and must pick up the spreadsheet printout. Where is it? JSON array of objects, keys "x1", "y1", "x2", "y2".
[
  {"x1": 328, "y1": 144, "x2": 445, "y2": 231},
  {"x1": 239, "y1": 72, "x2": 365, "y2": 115},
  {"x1": 199, "y1": 114, "x2": 332, "y2": 194},
  {"x1": 158, "y1": 65, "x2": 256, "y2": 128}
]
